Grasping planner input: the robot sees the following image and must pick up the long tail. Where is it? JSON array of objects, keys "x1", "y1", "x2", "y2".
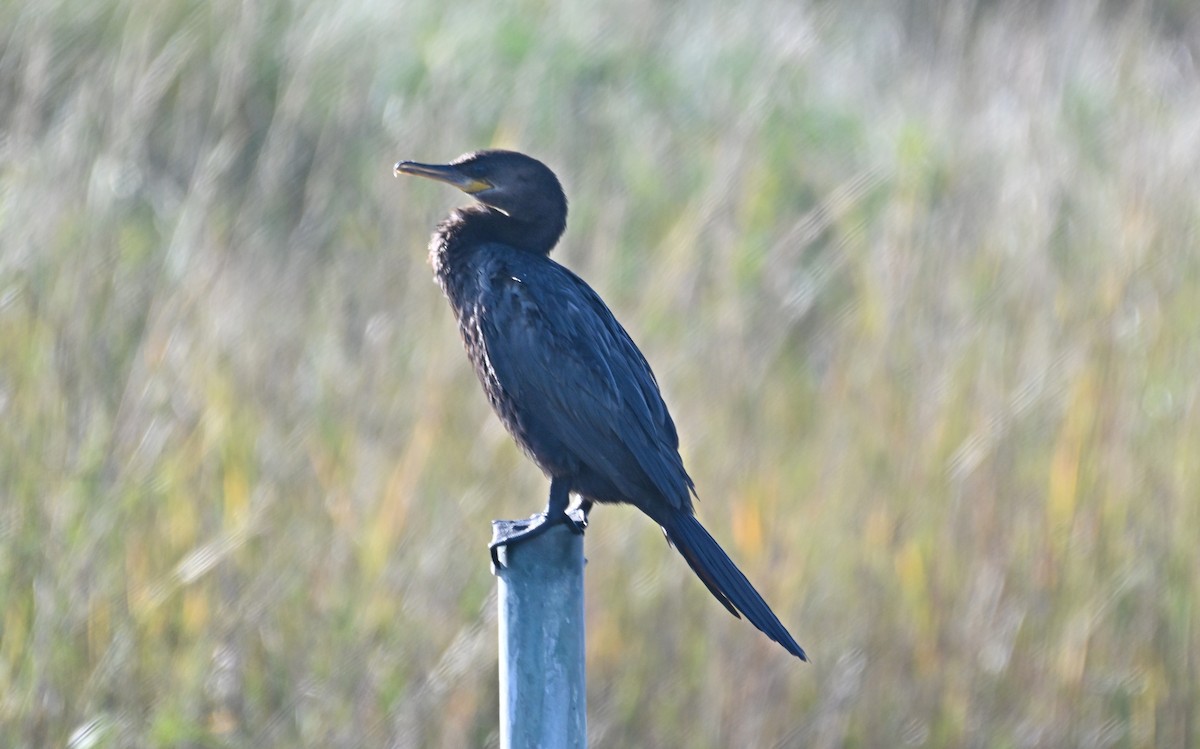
[{"x1": 661, "y1": 512, "x2": 807, "y2": 660}]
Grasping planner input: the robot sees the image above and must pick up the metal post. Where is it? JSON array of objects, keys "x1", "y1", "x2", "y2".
[{"x1": 493, "y1": 521, "x2": 586, "y2": 749}]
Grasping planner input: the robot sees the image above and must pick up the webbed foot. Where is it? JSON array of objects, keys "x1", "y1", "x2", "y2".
[{"x1": 490, "y1": 507, "x2": 587, "y2": 568}]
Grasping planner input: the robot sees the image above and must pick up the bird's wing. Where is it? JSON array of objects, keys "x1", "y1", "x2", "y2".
[{"x1": 477, "y1": 257, "x2": 694, "y2": 510}]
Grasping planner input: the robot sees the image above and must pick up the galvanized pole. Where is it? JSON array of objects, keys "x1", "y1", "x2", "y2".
[{"x1": 492, "y1": 517, "x2": 586, "y2": 749}]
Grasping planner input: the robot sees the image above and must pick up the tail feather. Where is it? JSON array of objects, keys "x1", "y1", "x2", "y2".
[{"x1": 662, "y1": 512, "x2": 807, "y2": 660}]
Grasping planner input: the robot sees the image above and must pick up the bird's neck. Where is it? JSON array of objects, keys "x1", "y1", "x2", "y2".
[{"x1": 432, "y1": 205, "x2": 565, "y2": 263}]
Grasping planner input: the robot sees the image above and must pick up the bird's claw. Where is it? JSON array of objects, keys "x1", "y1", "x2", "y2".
[{"x1": 489, "y1": 507, "x2": 587, "y2": 569}]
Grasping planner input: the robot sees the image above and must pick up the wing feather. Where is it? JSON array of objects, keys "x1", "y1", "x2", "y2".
[{"x1": 477, "y1": 259, "x2": 693, "y2": 510}]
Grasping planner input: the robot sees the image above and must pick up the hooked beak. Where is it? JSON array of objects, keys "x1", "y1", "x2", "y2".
[{"x1": 393, "y1": 160, "x2": 492, "y2": 194}]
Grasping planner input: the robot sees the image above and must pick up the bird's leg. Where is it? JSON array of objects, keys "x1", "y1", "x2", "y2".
[{"x1": 490, "y1": 477, "x2": 586, "y2": 567}]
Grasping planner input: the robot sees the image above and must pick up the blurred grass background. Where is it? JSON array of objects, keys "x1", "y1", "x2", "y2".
[{"x1": 2, "y1": 0, "x2": 1199, "y2": 746}]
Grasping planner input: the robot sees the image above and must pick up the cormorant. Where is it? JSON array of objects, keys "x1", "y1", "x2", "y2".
[{"x1": 394, "y1": 150, "x2": 807, "y2": 660}]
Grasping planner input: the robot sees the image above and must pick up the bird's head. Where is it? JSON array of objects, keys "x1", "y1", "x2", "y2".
[{"x1": 394, "y1": 150, "x2": 566, "y2": 225}]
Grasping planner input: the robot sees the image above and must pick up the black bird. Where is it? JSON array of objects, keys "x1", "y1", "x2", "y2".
[{"x1": 395, "y1": 150, "x2": 806, "y2": 660}]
